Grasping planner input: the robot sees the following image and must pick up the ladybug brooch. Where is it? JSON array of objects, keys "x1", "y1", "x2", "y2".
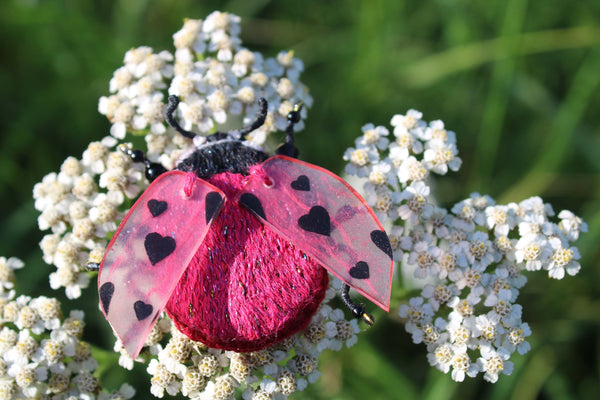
[{"x1": 89, "y1": 95, "x2": 393, "y2": 358}]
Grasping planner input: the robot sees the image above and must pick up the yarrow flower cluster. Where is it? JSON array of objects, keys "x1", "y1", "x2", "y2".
[
  {"x1": 34, "y1": 12, "x2": 313, "y2": 300},
  {"x1": 0, "y1": 257, "x2": 135, "y2": 399},
  {"x1": 98, "y1": 12, "x2": 312, "y2": 157},
  {"x1": 343, "y1": 111, "x2": 587, "y2": 382},
  {"x1": 33, "y1": 12, "x2": 312, "y2": 298}
]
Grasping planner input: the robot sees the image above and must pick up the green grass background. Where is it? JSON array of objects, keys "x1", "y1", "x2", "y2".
[{"x1": 1, "y1": 0, "x2": 599, "y2": 399}]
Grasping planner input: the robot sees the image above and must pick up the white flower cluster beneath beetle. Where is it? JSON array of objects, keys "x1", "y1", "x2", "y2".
[
  {"x1": 343, "y1": 111, "x2": 586, "y2": 382},
  {"x1": 98, "y1": 11, "x2": 312, "y2": 155},
  {"x1": 0, "y1": 257, "x2": 135, "y2": 399},
  {"x1": 116, "y1": 279, "x2": 359, "y2": 400}
]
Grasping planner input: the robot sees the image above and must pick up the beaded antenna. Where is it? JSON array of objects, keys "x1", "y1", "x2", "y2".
[{"x1": 90, "y1": 95, "x2": 393, "y2": 358}]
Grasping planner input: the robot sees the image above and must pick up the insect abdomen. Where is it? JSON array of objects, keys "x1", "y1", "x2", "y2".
[{"x1": 165, "y1": 171, "x2": 328, "y2": 352}]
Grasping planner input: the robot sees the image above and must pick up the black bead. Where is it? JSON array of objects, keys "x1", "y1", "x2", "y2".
[
  {"x1": 131, "y1": 150, "x2": 145, "y2": 163},
  {"x1": 287, "y1": 110, "x2": 301, "y2": 123},
  {"x1": 351, "y1": 304, "x2": 365, "y2": 319},
  {"x1": 85, "y1": 262, "x2": 100, "y2": 272},
  {"x1": 146, "y1": 163, "x2": 167, "y2": 182}
]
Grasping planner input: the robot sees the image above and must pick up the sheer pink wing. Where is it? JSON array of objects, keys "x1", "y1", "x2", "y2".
[
  {"x1": 239, "y1": 155, "x2": 393, "y2": 311},
  {"x1": 98, "y1": 170, "x2": 225, "y2": 358}
]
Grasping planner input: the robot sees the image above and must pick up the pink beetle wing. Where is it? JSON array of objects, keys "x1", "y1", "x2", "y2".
[
  {"x1": 239, "y1": 155, "x2": 393, "y2": 311},
  {"x1": 98, "y1": 170, "x2": 225, "y2": 358}
]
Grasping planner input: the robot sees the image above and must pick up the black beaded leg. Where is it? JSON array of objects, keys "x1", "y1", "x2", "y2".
[
  {"x1": 341, "y1": 283, "x2": 375, "y2": 326},
  {"x1": 276, "y1": 103, "x2": 302, "y2": 158},
  {"x1": 118, "y1": 145, "x2": 167, "y2": 182}
]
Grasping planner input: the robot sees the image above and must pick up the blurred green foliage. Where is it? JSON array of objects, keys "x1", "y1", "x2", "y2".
[{"x1": 1, "y1": 0, "x2": 599, "y2": 399}]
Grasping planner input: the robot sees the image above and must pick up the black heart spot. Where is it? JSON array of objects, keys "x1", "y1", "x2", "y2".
[
  {"x1": 99, "y1": 282, "x2": 115, "y2": 314},
  {"x1": 205, "y1": 191, "x2": 223, "y2": 223},
  {"x1": 144, "y1": 232, "x2": 176, "y2": 265},
  {"x1": 134, "y1": 300, "x2": 153, "y2": 321},
  {"x1": 147, "y1": 199, "x2": 168, "y2": 217},
  {"x1": 298, "y1": 206, "x2": 331, "y2": 236},
  {"x1": 291, "y1": 175, "x2": 310, "y2": 191},
  {"x1": 239, "y1": 193, "x2": 266, "y2": 220},
  {"x1": 349, "y1": 261, "x2": 370, "y2": 279},
  {"x1": 371, "y1": 230, "x2": 393, "y2": 260}
]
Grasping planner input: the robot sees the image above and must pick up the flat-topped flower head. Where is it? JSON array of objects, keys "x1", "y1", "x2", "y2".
[
  {"x1": 343, "y1": 107, "x2": 585, "y2": 382},
  {"x1": 0, "y1": 258, "x2": 134, "y2": 398}
]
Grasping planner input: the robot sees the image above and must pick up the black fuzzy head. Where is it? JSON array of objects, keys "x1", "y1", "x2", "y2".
[{"x1": 176, "y1": 139, "x2": 268, "y2": 179}]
